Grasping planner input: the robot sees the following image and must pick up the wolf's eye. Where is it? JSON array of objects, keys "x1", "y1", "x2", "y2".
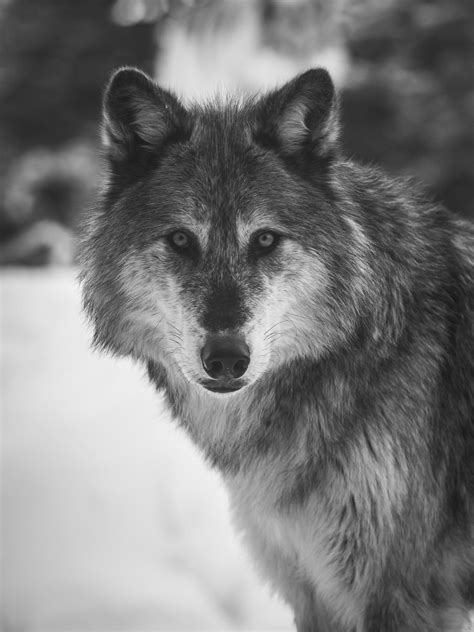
[
  {"x1": 166, "y1": 230, "x2": 197, "y2": 256},
  {"x1": 258, "y1": 232, "x2": 275, "y2": 248},
  {"x1": 171, "y1": 231, "x2": 189, "y2": 248},
  {"x1": 251, "y1": 231, "x2": 280, "y2": 256},
  {"x1": 165, "y1": 230, "x2": 199, "y2": 259}
]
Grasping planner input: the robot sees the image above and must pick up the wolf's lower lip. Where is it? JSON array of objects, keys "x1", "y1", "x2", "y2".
[{"x1": 204, "y1": 385, "x2": 242, "y2": 393}]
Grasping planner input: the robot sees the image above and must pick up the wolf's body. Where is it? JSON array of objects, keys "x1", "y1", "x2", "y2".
[{"x1": 80, "y1": 67, "x2": 474, "y2": 631}]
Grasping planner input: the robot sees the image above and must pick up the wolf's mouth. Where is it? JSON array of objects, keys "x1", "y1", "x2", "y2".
[{"x1": 201, "y1": 383, "x2": 244, "y2": 394}]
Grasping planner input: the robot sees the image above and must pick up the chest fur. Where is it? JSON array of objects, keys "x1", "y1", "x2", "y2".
[
  {"x1": 226, "y1": 466, "x2": 361, "y2": 626},
  {"x1": 224, "y1": 433, "x2": 407, "y2": 628}
]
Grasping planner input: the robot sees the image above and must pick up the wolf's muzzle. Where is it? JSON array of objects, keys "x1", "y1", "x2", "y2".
[{"x1": 200, "y1": 335, "x2": 250, "y2": 392}]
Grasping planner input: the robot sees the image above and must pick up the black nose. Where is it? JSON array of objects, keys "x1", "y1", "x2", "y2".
[{"x1": 201, "y1": 336, "x2": 250, "y2": 379}]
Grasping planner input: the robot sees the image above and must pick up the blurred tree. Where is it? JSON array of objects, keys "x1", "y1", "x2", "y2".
[
  {"x1": 342, "y1": 0, "x2": 474, "y2": 219},
  {"x1": 0, "y1": 0, "x2": 155, "y2": 153},
  {"x1": 0, "y1": 0, "x2": 155, "y2": 262}
]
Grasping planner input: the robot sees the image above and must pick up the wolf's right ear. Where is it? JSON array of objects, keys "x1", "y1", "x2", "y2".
[
  {"x1": 102, "y1": 67, "x2": 189, "y2": 162},
  {"x1": 253, "y1": 68, "x2": 339, "y2": 160}
]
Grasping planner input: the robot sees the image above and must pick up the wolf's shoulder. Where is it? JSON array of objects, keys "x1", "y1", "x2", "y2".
[
  {"x1": 334, "y1": 159, "x2": 440, "y2": 213},
  {"x1": 451, "y1": 216, "x2": 474, "y2": 272},
  {"x1": 333, "y1": 158, "x2": 473, "y2": 245}
]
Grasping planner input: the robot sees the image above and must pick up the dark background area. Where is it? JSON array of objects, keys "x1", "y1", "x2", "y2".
[
  {"x1": 0, "y1": 0, "x2": 472, "y2": 265},
  {"x1": 343, "y1": 0, "x2": 474, "y2": 220}
]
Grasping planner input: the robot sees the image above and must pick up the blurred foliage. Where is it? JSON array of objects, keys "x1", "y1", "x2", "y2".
[
  {"x1": 342, "y1": 0, "x2": 474, "y2": 219},
  {"x1": 0, "y1": 0, "x2": 155, "y2": 152},
  {"x1": 110, "y1": 0, "x2": 215, "y2": 25},
  {"x1": 0, "y1": 0, "x2": 155, "y2": 263},
  {"x1": 0, "y1": 0, "x2": 472, "y2": 265}
]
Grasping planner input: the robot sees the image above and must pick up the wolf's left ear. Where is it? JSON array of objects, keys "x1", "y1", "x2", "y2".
[
  {"x1": 102, "y1": 67, "x2": 189, "y2": 162},
  {"x1": 254, "y1": 68, "x2": 339, "y2": 160}
]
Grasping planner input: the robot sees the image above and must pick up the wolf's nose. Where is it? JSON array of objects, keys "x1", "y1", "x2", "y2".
[{"x1": 201, "y1": 336, "x2": 250, "y2": 379}]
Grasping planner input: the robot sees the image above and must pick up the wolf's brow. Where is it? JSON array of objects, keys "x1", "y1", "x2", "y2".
[
  {"x1": 236, "y1": 216, "x2": 288, "y2": 244},
  {"x1": 159, "y1": 219, "x2": 211, "y2": 248}
]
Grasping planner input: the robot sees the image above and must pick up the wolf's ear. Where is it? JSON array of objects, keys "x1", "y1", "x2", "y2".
[
  {"x1": 254, "y1": 68, "x2": 339, "y2": 160},
  {"x1": 102, "y1": 67, "x2": 189, "y2": 162}
]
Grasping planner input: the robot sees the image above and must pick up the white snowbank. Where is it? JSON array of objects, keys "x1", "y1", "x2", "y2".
[
  {"x1": 1, "y1": 269, "x2": 292, "y2": 631},
  {"x1": 3, "y1": 271, "x2": 472, "y2": 631}
]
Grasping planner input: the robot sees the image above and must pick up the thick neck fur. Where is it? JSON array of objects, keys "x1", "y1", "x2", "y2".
[
  {"x1": 147, "y1": 313, "x2": 445, "y2": 507},
  {"x1": 145, "y1": 162, "x2": 473, "y2": 513}
]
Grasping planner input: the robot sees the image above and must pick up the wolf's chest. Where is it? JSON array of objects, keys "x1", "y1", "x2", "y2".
[{"x1": 225, "y1": 465, "x2": 362, "y2": 626}]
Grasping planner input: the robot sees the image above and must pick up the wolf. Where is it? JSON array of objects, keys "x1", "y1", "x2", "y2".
[{"x1": 80, "y1": 66, "x2": 474, "y2": 631}]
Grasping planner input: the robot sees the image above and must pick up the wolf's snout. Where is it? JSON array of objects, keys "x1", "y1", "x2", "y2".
[{"x1": 201, "y1": 336, "x2": 250, "y2": 380}]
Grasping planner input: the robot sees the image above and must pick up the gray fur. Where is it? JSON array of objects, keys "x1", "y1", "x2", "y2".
[{"x1": 80, "y1": 67, "x2": 474, "y2": 631}]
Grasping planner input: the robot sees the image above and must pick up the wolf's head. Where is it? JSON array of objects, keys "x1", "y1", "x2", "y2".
[{"x1": 81, "y1": 68, "x2": 364, "y2": 397}]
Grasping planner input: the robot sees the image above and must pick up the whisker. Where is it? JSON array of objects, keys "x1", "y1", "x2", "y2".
[
  {"x1": 166, "y1": 320, "x2": 184, "y2": 337},
  {"x1": 263, "y1": 318, "x2": 295, "y2": 337}
]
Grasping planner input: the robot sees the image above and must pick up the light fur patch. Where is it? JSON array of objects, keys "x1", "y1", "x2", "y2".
[
  {"x1": 226, "y1": 428, "x2": 408, "y2": 630},
  {"x1": 101, "y1": 112, "x2": 115, "y2": 149},
  {"x1": 452, "y1": 219, "x2": 474, "y2": 268},
  {"x1": 342, "y1": 215, "x2": 372, "y2": 300},
  {"x1": 251, "y1": 241, "x2": 334, "y2": 367},
  {"x1": 117, "y1": 248, "x2": 187, "y2": 367},
  {"x1": 132, "y1": 97, "x2": 171, "y2": 146},
  {"x1": 278, "y1": 100, "x2": 311, "y2": 152},
  {"x1": 277, "y1": 96, "x2": 340, "y2": 156},
  {"x1": 317, "y1": 103, "x2": 340, "y2": 150}
]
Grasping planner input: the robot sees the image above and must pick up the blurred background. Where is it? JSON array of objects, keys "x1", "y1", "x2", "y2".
[{"x1": 1, "y1": 0, "x2": 473, "y2": 630}]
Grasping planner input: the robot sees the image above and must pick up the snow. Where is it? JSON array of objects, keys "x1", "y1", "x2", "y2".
[
  {"x1": 3, "y1": 270, "x2": 473, "y2": 631},
  {"x1": 1, "y1": 269, "x2": 292, "y2": 631}
]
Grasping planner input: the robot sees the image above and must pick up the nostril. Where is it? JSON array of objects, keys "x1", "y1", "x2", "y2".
[
  {"x1": 209, "y1": 359, "x2": 225, "y2": 378},
  {"x1": 201, "y1": 336, "x2": 250, "y2": 380},
  {"x1": 232, "y1": 357, "x2": 249, "y2": 379}
]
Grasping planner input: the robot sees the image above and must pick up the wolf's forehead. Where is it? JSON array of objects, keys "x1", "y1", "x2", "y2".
[
  {"x1": 193, "y1": 101, "x2": 253, "y2": 142},
  {"x1": 181, "y1": 160, "x2": 258, "y2": 224},
  {"x1": 175, "y1": 167, "x2": 289, "y2": 245},
  {"x1": 169, "y1": 108, "x2": 291, "y2": 236}
]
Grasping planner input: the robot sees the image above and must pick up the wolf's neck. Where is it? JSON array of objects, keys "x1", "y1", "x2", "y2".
[{"x1": 151, "y1": 354, "x2": 359, "y2": 477}]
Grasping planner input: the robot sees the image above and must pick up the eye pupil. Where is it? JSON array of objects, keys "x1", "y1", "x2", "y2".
[
  {"x1": 172, "y1": 231, "x2": 189, "y2": 247},
  {"x1": 258, "y1": 232, "x2": 275, "y2": 248},
  {"x1": 250, "y1": 230, "x2": 280, "y2": 258}
]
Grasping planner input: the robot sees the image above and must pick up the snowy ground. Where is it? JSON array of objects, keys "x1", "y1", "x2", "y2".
[
  {"x1": 1, "y1": 269, "x2": 292, "y2": 631},
  {"x1": 2, "y1": 271, "x2": 473, "y2": 632}
]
